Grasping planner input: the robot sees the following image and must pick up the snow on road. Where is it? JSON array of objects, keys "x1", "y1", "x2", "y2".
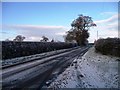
[
  {"x1": 2, "y1": 47, "x2": 78, "y2": 67},
  {"x1": 48, "y1": 47, "x2": 119, "y2": 89}
]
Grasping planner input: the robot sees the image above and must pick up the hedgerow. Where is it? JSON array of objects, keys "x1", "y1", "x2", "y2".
[
  {"x1": 95, "y1": 38, "x2": 120, "y2": 57},
  {"x1": 2, "y1": 41, "x2": 77, "y2": 60}
]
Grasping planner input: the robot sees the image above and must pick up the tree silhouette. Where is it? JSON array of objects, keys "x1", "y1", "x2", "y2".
[
  {"x1": 40, "y1": 36, "x2": 49, "y2": 42},
  {"x1": 13, "y1": 35, "x2": 25, "y2": 42},
  {"x1": 5, "y1": 39, "x2": 10, "y2": 41},
  {"x1": 51, "y1": 39, "x2": 54, "y2": 42},
  {"x1": 65, "y1": 14, "x2": 96, "y2": 45}
]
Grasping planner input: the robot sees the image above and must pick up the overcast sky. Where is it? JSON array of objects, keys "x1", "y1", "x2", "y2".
[{"x1": 1, "y1": 2, "x2": 119, "y2": 42}]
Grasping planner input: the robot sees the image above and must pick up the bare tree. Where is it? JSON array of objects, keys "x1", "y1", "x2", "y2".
[{"x1": 13, "y1": 35, "x2": 25, "y2": 42}]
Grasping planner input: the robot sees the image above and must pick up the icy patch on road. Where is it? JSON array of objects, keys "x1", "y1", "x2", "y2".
[{"x1": 48, "y1": 47, "x2": 119, "y2": 89}]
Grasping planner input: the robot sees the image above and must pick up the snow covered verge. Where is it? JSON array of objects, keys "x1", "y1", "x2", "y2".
[{"x1": 48, "y1": 47, "x2": 119, "y2": 89}]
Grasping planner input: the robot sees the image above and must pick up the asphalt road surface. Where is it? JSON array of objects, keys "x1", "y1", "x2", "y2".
[{"x1": 2, "y1": 46, "x2": 91, "y2": 90}]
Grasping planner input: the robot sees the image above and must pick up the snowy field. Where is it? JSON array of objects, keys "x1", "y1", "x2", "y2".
[{"x1": 48, "y1": 47, "x2": 119, "y2": 89}]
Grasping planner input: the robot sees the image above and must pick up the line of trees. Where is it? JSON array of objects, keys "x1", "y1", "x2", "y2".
[
  {"x1": 5, "y1": 35, "x2": 55, "y2": 42},
  {"x1": 5, "y1": 35, "x2": 25, "y2": 42}
]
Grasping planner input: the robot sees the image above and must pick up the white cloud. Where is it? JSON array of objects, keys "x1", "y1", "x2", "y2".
[
  {"x1": 2, "y1": 13, "x2": 119, "y2": 42},
  {"x1": 95, "y1": 14, "x2": 118, "y2": 24},
  {"x1": 89, "y1": 14, "x2": 118, "y2": 43},
  {"x1": 2, "y1": 25, "x2": 67, "y2": 31},
  {"x1": 100, "y1": 12, "x2": 117, "y2": 16},
  {"x1": 25, "y1": 36, "x2": 43, "y2": 41},
  {"x1": 55, "y1": 32, "x2": 66, "y2": 36},
  {"x1": 2, "y1": 24, "x2": 69, "y2": 41}
]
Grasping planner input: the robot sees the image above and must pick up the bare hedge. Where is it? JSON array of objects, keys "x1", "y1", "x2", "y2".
[
  {"x1": 95, "y1": 38, "x2": 120, "y2": 57},
  {"x1": 1, "y1": 41, "x2": 77, "y2": 60}
]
